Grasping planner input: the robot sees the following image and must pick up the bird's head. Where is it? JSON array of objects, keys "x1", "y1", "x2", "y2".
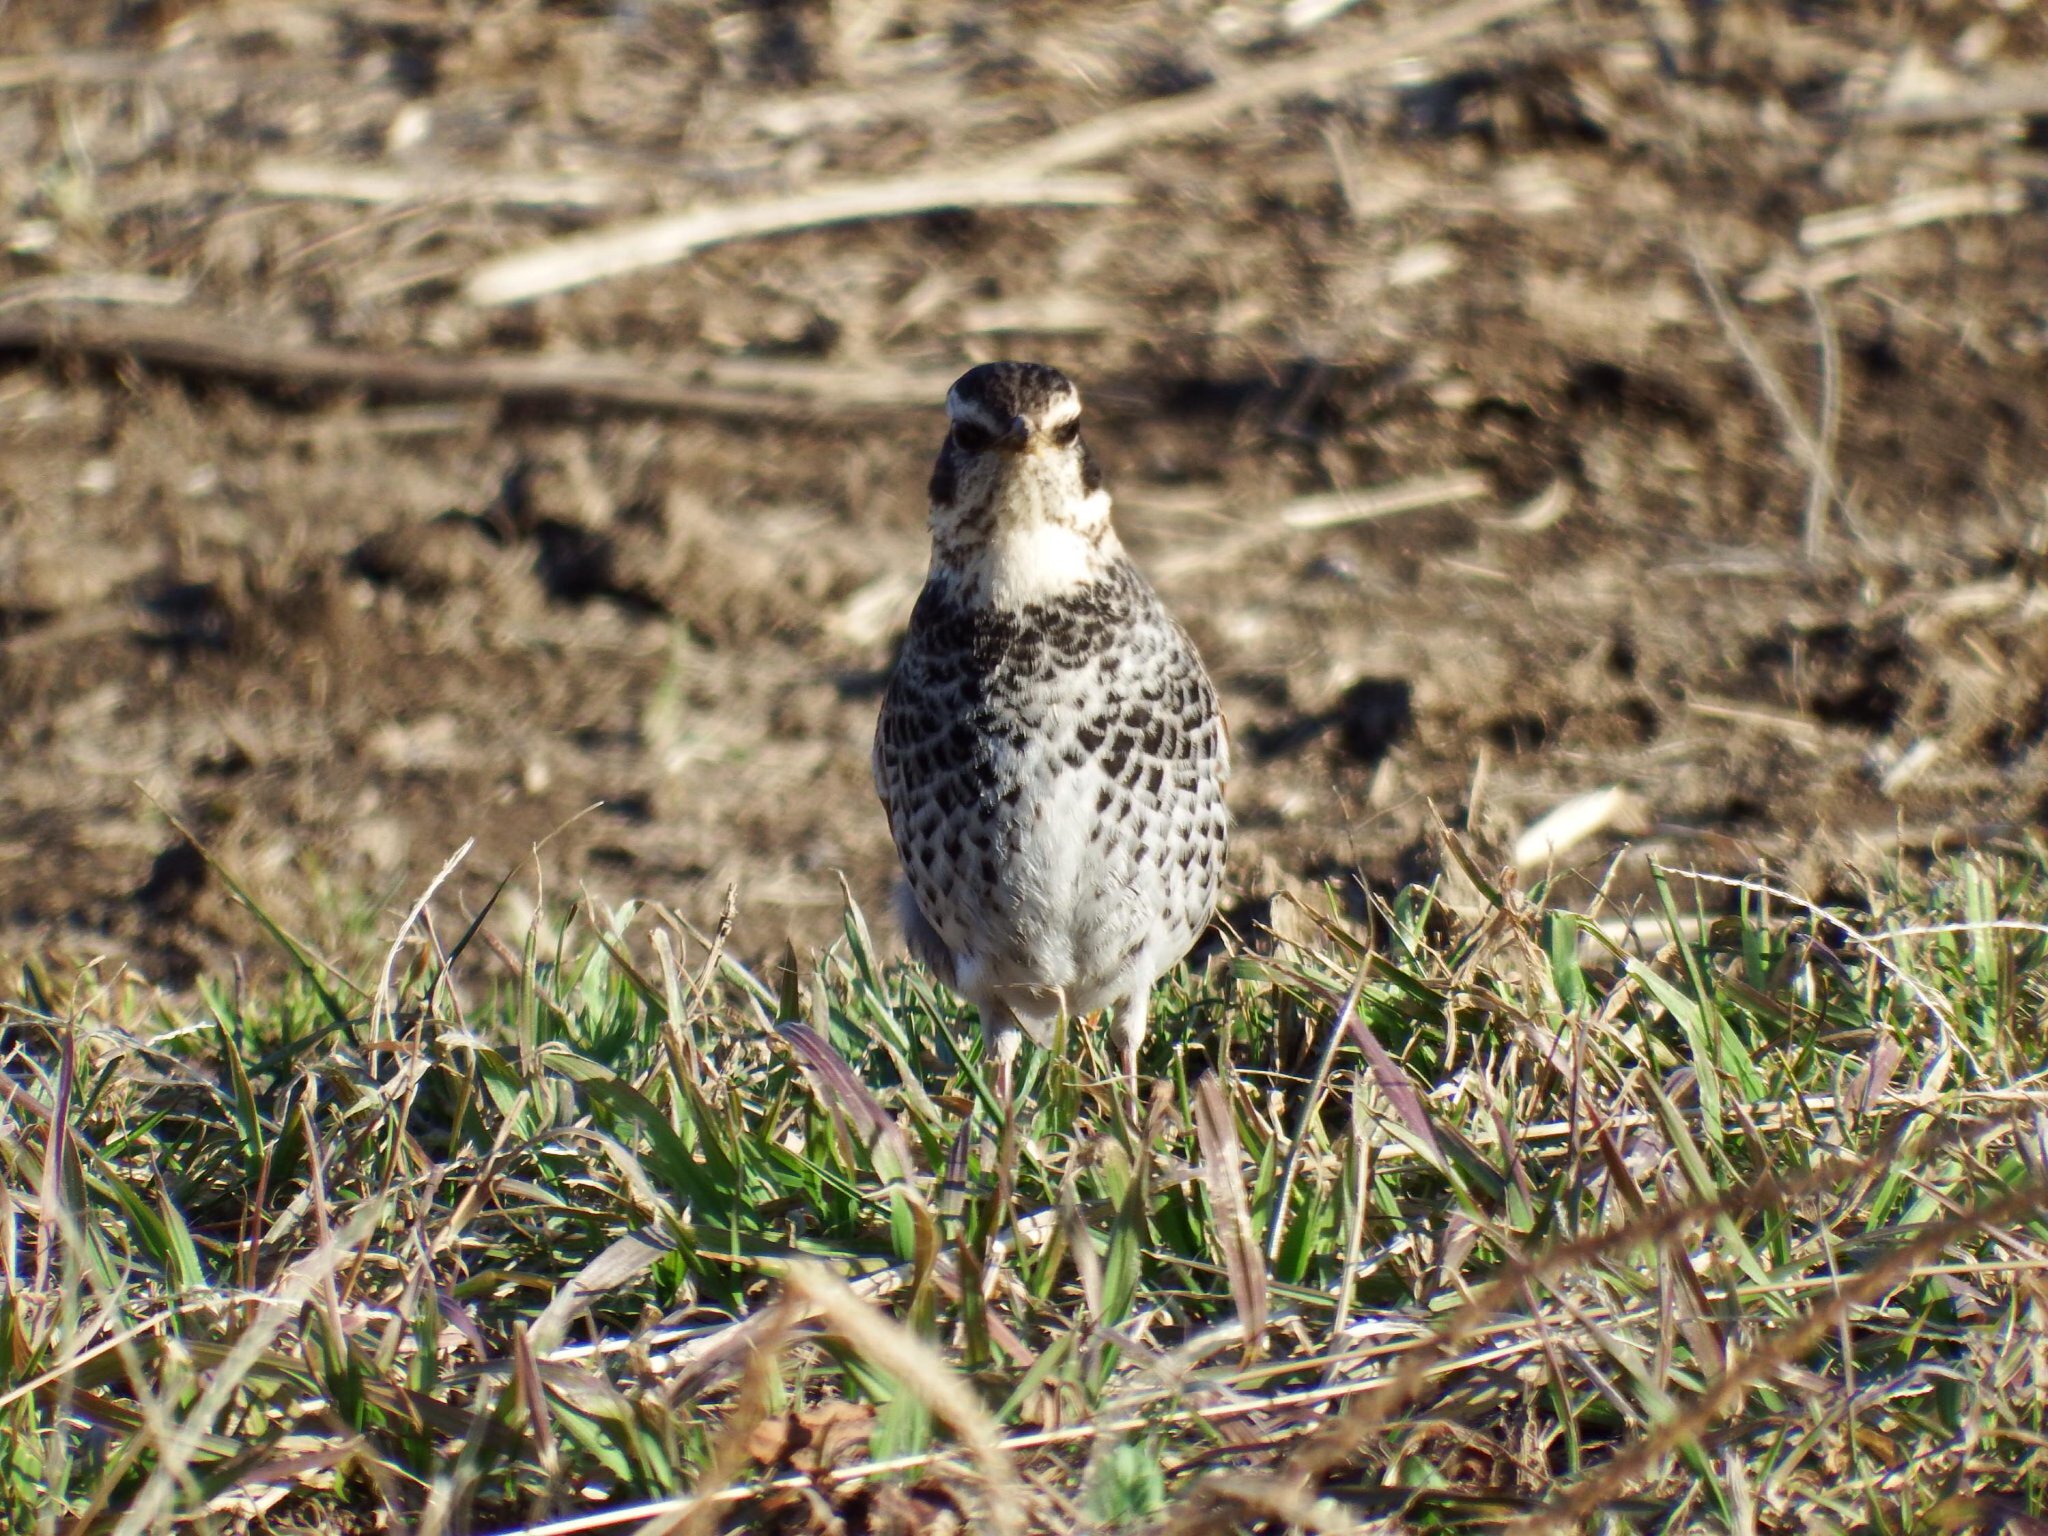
[
  {"x1": 925, "y1": 362, "x2": 1114, "y2": 600},
  {"x1": 945, "y1": 360, "x2": 1083, "y2": 458}
]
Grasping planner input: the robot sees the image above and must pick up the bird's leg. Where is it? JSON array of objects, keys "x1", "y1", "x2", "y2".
[
  {"x1": 988, "y1": 1012, "x2": 1024, "y2": 1214},
  {"x1": 989, "y1": 1015, "x2": 1022, "y2": 1114},
  {"x1": 1110, "y1": 989, "x2": 1151, "y2": 1118}
]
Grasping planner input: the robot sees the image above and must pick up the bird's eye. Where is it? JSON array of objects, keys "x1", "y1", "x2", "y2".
[
  {"x1": 1050, "y1": 418, "x2": 1081, "y2": 446},
  {"x1": 952, "y1": 422, "x2": 993, "y2": 452}
]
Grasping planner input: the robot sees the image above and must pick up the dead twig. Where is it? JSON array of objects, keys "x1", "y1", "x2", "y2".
[
  {"x1": 1682, "y1": 697, "x2": 1827, "y2": 753},
  {"x1": 250, "y1": 157, "x2": 631, "y2": 211},
  {"x1": 0, "y1": 308, "x2": 935, "y2": 419},
  {"x1": 1746, "y1": 178, "x2": 2032, "y2": 302},
  {"x1": 1280, "y1": 470, "x2": 1493, "y2": 530},
  {"x1": 1801, "y1": 279, "x2": 1843, "y2": 561},
  {"x1": 1687, "y1": 241, "x2": 1843, "y2": 558},
  {"x1": 1799, "y1": 181, "x2": 2028, "y2": 251},
  {"x1": 0, "y1": 275, "x2": 191, "y2": 313},
  {"x1": 1511, "y1": 786, "x2": 1643, "y2": 874},
  {"x1": 465, "y1": 171, "x2": 1130, "y2": 306},
  {"x1": 1146, "y1": 470, "x2": 1495, "y2": 581}
]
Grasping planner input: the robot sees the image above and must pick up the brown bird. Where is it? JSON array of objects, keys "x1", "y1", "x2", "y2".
[{"x1": 873, "y1": 362, "x2": 1229, "y2": 1100}]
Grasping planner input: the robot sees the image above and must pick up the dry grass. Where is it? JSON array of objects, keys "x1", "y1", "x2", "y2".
[{"x1": 5, "y1": 842, "x2": 2048, "y2": 1531}]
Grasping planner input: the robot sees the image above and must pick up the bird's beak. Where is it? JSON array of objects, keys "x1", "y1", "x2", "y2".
[{"x1": 995, "y1": 415, "x2": 1032, "y2": 454}]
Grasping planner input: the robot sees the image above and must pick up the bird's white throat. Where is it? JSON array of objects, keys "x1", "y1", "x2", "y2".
[{"x1": 943, "y1": 488, "x2": 1116, "y2": 609}]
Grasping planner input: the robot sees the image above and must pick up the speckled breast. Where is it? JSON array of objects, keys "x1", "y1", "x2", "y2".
[{"x1": 874, "y1": 563, "x2": 1228, "y2": 1003}]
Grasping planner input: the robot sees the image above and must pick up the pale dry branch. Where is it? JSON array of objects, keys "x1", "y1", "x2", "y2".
[
  {"x1": 1741, "y1": 247, "x2": 1881, "y2": 303},
  {"x1": 699, "y1": 355, "x2": 956, "y2": 406},
  {"x1": 1491, "y1": 478, "x2": 1573, "y2": 532},
  {"x1": 0, "y1": 274, "x2": 191, "y2": 312},
  {"x1": 1748, "y1": 179, "x2": 2035, "y2": 302},
  {"x1": 960, "y1": 293, "x2": 1117, "y2": 335},
  {"x1": 370, "y1": 839, "x2": 471, "y2": 1047},
  {"x1": 1683, "y1": 697, "x2": 1827, "y2": 752},
  {"x1": 1280, "y1": 470, "x2": 1493, "y2": 530},
  {"x1": 1147, "y1": 470, "x2": 1495, "y2": 580},
  {"x1": 0, "y1": 48, "x2": 204, "y2": 89},
  {"x1": 1800, "y1": 180, "x2": 2028, "y2": 250},
  {"x1": 250, "y1": 157, "x2": 630, "y2": 210},
  {"x1": 735, "y1": 77, "x2": 967, "y2": 138},
  {"x1": 1689, "y1": 242, "x2": 1843, "y2": 552},
  {"x1": 1803, "y1": 279, "x2": 1843, "y2": 560},
  {"x1": 465, "y1": 172, "x2": 1131, "y2": 306}
]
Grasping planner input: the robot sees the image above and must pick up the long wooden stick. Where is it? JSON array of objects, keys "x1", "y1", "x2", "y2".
[
  {"x1": 0, "y1": 308, "x2": 936, "y2": 418},
  {"x1": 464, "y1": 171, "x2": 1130, "y2": 306}
]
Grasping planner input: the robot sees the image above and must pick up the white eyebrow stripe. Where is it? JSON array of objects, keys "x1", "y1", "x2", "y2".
[
  {"x1": 946, "y1": 390, "x2": 1083, "y2": 431},
  {"x1": 945, "y1": 391, "x2": 1013, "y2": 430}
]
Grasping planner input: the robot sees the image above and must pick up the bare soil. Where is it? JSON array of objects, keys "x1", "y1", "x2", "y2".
[{"x1": 3, "y1": 0, "x2": 2046, "y2": 981}]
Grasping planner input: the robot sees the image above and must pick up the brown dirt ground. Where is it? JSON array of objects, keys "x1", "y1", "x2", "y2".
[{"x1": 2, "y1": 0, "x2": 2046, "y2": 982}]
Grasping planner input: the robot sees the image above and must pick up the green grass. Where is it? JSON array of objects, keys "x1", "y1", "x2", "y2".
[{"x1": 5, "y1": 845, "x2": 2048, "y2": 1534}]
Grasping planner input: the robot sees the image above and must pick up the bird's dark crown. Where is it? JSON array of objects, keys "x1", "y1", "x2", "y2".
[{"x1": 947, "y1": 362, "x2": 1081, "y2": 443}]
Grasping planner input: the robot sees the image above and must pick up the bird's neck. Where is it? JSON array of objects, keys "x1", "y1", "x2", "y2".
[
  {"x1": 930, "y1": 490, "x2": 1123, "y2": 610},
  {"x1": 929, "y1": 499, "x2": 1122, "y2": 606}
]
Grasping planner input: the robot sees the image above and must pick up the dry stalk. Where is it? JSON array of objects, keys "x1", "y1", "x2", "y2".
[
  {"x1": 630, "y1": 1292, "x2": 799, "y2": 1536},
  {"x1": 1147, "y1": 470, "x2": 1496, "y2": 581},
  {"x1": 1688, "y1": 240, "x2": 1842, "y2": 559},
  {"x1": 1192, "y1": 1073, "x2": 1268, "y2": 1361},
  {"x1": 250, "y1": 157, "x2": 629, "y2": 210},
  {"x1": 1800, "y1": 180, "x2": 2028, "y2": 249},
  {"x1": 782, "y1": 1261, "x2": 1026, "y2": 1536},
  {"x1": 464, "y1": 172, "x2": 1130, "y2": 306},
  {"x1": 370, "y1": 840, "x2": 472, "y2": 1048},
  {"x1": 1279, "y1": 470, "x2": 1493, "y2": 531},
  {"x1": 0, "y1": 309, "x2": 927, "y2": 420}
]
